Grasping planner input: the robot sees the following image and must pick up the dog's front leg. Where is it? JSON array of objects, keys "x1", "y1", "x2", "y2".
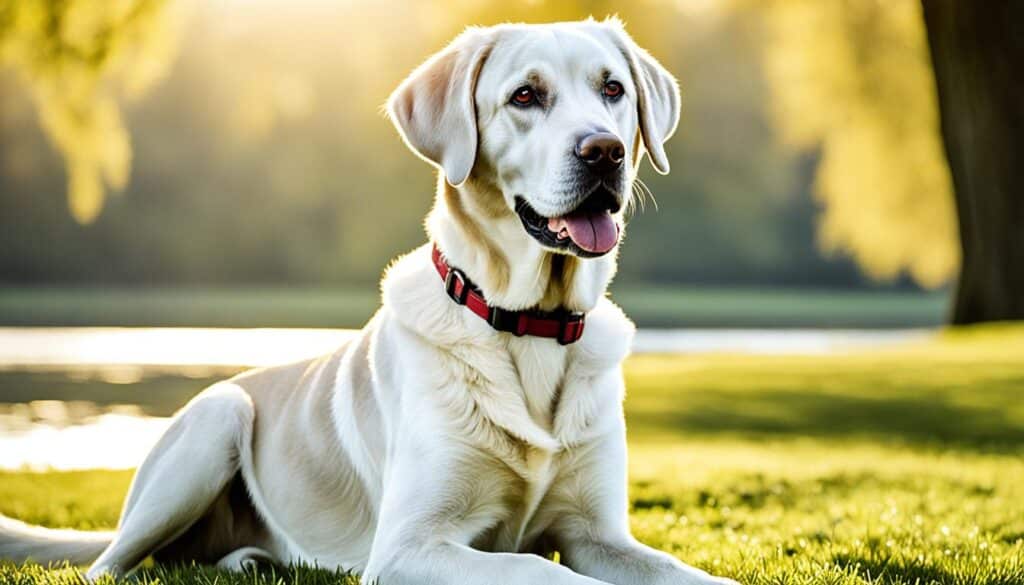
[
  {"x1": 557, "y1": 536, "x2": 738, "y2": 585},
  {"x1": 361, "y1": 430, "x2": 611, "y2": 585},
  {"x1": 365, "y1": 539, "x2": 612, "y2": 585},
  {"x1": 548, "y1": 430, "x2": 739, "y2": 585}
]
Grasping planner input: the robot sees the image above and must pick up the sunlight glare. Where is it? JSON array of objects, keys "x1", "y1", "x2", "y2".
[{"x1": 0, "y1": 413, "x2": 170, "y2": 470}]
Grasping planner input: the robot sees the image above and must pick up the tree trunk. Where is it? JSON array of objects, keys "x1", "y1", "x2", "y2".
[{"x1": 921, "y1": 0, "x2": 1024, "y2": 324}]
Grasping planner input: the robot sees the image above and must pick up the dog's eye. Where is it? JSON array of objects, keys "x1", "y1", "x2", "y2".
[
  {"x1": 510, "y1": 86, "x2": 538, "y2": 107},
  {"x1": 602, "y1": 81, "x2": 624, "y2": 100}
]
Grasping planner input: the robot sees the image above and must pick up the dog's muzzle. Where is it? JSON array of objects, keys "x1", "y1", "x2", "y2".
[{"x1": 514, "y1": 187, "x2": 622, "y2": 258}]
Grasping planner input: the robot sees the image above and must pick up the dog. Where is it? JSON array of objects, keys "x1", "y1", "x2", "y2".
[{"x1": 0, "y1": 18, "x2": 737, "y2": 585}]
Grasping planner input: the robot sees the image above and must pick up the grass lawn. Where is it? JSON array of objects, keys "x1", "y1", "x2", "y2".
[{"x1": 2, "y1": 325, "x2": 1023, "y2": 584}]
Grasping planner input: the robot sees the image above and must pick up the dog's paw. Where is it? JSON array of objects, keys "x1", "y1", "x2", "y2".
[
  {"x1": 215, "y1": 547, "x2": 276, "y2": 572},
  {"x1": 695, "y1": 575, "x2": 742, "y2": 585},
  {"x1": 84, "y1": 564, "x2": 124, "y2": 583},
  {"x1": 672, "y1": 569, "x2": 742, "y2": 585}
]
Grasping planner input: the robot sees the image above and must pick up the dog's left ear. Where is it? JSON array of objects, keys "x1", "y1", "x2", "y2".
[
  {"x1": 387, "y1": 28, "x2": 493, "y2": 187},
  {"x1": 603, "y1": 22, "x2": 681, "y2": 175}
]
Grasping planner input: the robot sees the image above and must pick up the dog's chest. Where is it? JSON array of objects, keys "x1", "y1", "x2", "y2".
[
  {"x1": 474, "y1": 446, "x2": 561, "y2": 554},
  {"x1": 435, "y1": 324, "x2": 628, "y2": 553},
  {"x1": 507, "y1": 337, "x2": 569, "y2": 430},
  {"x1": 453, "y1": 340, "x2": 573, "y2": 550}
]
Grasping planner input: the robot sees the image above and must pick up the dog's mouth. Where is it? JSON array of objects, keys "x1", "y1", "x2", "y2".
[{"x1": 514, "y1": 188, "x2": 622, "y2": 258}]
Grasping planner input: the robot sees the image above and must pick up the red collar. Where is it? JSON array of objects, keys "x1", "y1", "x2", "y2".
[{"x1": 431, "y1": 244, "x2": 585, "y2": 345}]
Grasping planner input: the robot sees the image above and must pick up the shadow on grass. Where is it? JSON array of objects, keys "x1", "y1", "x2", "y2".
[
  {"x1": 134, "y1": 563, "x2": 361, "y2": 585},
  {"x1": 627, "y1": 381, "x2": 1024, "y2": 450},
  {"x1": 834, "y1": 552, "x2": 1024, "y2": 585},
  {"x1": 0, "y1": 561, "x2": 361, "y2": 585}
]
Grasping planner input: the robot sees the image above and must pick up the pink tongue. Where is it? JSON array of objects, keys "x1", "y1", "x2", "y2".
[{"x1": 563, "y1": 211, "x2": 619, "y2": 254}]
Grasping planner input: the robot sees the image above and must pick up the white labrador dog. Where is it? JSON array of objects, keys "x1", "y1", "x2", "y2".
[{"x1": 0, "y1": 18, "x2": 737, "y2": 585}]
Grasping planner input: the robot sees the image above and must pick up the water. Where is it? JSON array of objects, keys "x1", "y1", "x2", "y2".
[{"x1": 0, "y1": 327, "x2": 929, "y2": 470}]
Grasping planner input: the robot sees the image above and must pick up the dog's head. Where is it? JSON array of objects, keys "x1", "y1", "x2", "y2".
[{"x1": 388, "y1": 18, "x2": 679, "y2": 260}]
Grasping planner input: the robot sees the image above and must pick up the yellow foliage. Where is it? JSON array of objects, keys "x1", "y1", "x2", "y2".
[
  {"x1": 0, "y1": 0, "x2": 181, "y2": 223},
  {"x1": 763, "y1": 0, "x2": 959, "y2": 287}
]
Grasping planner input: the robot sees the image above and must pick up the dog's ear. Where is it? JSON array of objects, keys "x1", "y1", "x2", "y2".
[
  {"x1": 387, "y1": 29, "x2": 493, "y2": 187},
  {"x1": 603, "y1": 21, "x2": 681, "y2": 175}
]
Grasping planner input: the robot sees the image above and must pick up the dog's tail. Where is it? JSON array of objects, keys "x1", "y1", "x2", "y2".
[{"x1": 0, "y1": 514, "x2": 113, "y2": 566}]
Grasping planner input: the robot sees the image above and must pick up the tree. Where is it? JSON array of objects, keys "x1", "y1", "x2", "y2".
[
  {"x1": 0, "y1": 0, "x2": 180, "y2": 223},
  {"x1": 762, "y1": 0, "x2": 959, "y2": 290},
  {"x1": 921, "y1": 1, "x2": 1024, "y2": 324}
]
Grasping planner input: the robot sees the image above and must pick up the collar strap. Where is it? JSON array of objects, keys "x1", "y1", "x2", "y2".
[{"x1": 431, "y1": 244, "x2": 585, "y2": 345}]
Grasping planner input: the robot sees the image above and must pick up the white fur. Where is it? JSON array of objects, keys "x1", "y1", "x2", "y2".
[{"x1": 0, "y1": 19, "x2": 733, "y2": 585}]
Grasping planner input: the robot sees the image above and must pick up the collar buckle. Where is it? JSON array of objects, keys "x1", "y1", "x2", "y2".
[
  {"x1": 557, "y1": 310, "x2": 586, "y2": 345},
  {"x1": 488, "y1": 307, "x2": 526, "y2": 336},
  {"x1": 444, "y1": 267, "x2": 470, "y2": 305}
]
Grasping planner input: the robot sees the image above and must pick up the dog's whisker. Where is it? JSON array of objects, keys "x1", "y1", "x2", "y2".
[
  {"x1": 624, "y1": 184, "x2": 640, "y2": 219},
  {"x1": 634, "y1": 181, "x2": 648, "y2": 213},
  {"x1": 635, "y1": 178, "x2": 658, "y2": 212},
  {"x1": 635, "y1": 182, "x2": 647, "y2": 213}
]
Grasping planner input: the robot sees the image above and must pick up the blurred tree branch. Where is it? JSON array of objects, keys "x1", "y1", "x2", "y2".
[
  {"x1": 0, "y1": 0, "x2": 181, "y2": 223},
  {"x1": 761, "y1": 0, "x2": 959, "y2": 289}
]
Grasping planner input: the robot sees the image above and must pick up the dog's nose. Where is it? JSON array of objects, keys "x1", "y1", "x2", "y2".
[{"x1": 575, "y1": 133, "x2": 625, "y2": 174}]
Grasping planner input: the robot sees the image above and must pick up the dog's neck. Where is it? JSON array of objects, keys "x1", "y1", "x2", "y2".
[{"x1": 426, "y1": 177, "x2": 618, "y2": 313}]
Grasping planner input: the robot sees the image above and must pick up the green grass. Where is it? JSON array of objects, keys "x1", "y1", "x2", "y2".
[
  {"x1": 0, "y1": 285, "x2": 947, "y2": 328},
  {"x1": 2, "y1": 325, "x2": 1023, "y2": 584},
  {"x1": 612, "y1": 285, "x2": 948, "y2": 328}
]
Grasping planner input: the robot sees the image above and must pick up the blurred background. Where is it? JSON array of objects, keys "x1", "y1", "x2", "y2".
[
  {"x1": 3, "y1": 5, "x2": 1024, "y2": 583},
  {"x1": 1, "y1": 0, "x2": 1022, "y2": 469},
  {"x1": 0, "y1": 0, "x2": 980, "y2": 329}
]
